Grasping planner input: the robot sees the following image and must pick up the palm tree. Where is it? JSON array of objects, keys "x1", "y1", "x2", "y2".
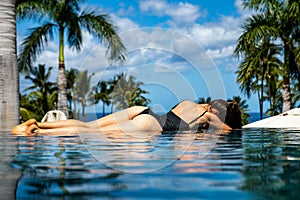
[
  {"x1": 110, "y1": 73, "x2": 150, "y2": 110},
  {"x1": 21, "y1": 64, "x2": 57, "y2": 121},
  {"x1": 232, "y1": 96, "x2": 250, "y2": 126},
  {"x1": 66, "y1": 68, "x2": 78, "y2": 118},
  {"x1": 237, "y1": 0, "x2": 300, "y2": 112},
  {"x1": 107, "y1": 73, "x2": 122, "y2": 113},
  {"x1": 17, "y1": 0, "x2": 126, "y2": 117},
  {"x1": 95, "y1": 81, "x2": 111, "y2": 117},
  {"x1": 74, "y1": 70, "x2": 94, "y2": 119},
  {"x1": 24, "y1": 64, "x2": 57, "y2": 115},
  {"x1": 235, "y1": 38, "x2": 282, "y2": 119},
  {"x1": 0, "y1": 0, "x2": 19, "y2": 130},
  {"x1": 265, "y1": 59, "x2": 282, "y2": 116},
  {"x1": 197, "y1": 97, "x2": 211, "y2": 104}
]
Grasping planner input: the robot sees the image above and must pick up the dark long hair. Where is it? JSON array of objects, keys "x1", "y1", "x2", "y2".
[{"x1": 210, "y1": 99, "x2": 242, "y2": 129}]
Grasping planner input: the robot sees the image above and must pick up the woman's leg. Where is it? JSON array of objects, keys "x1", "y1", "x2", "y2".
[
  {"x1": 12, "y1": 106, "x2": 149, "y2": 135},
  {"x1": 86, "y1": 106, "x2": 148, "y2": 128},
  {"x1": 29, "y1": 112, "x2": 162, "y2": 137},
  {"x1": 37, "y1": 119, "x2": 89, "y2": 129},
  {"x1": 96, "y1": 114, "x2": 163, "y2": 133},
  {"x1": 37, "y1": 106, "x2": 148, "y2": 129}
]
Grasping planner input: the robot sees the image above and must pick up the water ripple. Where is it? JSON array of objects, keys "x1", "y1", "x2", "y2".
[{"x1": 0, "y1": 129, "x2": 300, "y2": 199}]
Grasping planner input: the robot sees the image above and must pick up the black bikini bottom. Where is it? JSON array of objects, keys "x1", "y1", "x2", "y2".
[{"x1": 137, "y1": 108, "x2": 190, "y2": 132}]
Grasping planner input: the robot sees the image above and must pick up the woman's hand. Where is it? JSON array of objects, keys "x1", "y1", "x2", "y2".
[{"x1": 206, "y1": 112, "x2": 232, "y2": 132}]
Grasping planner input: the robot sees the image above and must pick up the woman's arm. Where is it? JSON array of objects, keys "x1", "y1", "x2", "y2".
[{"x1": 205, "y1": 112, "x2": 232, "y2": 133}]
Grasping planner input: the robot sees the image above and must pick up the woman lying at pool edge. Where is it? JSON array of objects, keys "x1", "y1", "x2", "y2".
[{"x1": 12, "y1": 99, "x2": 242, "y2": 136}]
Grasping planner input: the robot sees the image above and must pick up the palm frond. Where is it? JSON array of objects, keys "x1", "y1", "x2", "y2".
[
  {"x1": 78, "y1": 9, "x2": 127, "y2": 64},
  {"x1": 65, "y1": 12, "x2": 83, "y2": 51},
  {"x1": 16, "y1": 0, "x2": 51, "y2": 21},
  {"x1": 18, "y1": 23, "x2": 56, "y2": 72}
]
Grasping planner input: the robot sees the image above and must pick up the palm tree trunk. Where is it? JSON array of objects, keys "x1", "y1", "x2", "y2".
[
  {"x1": 57, "y1": 26, "x2": 68, "y2": 118},
  {"x1": 0, "y1": 0, "x2": 19, "y2": 130},
  {"x1": 102, "y1": 102, "x2": 105, "y2": 117},
  {"x1": 282, "y1": 44, "x2": 292, "y2": 112},
  {"x1": 0, "y1": 2, "x2": 22, "y2": 199},
  {"x1": 259, "y1": 91, "x2": 263, "y2": 119},
  {"x1": 58, "y1": 62, "x2": 68, "y2": 117},
  {"x1": 81, "y1": 99, "x2": 85, "y2": 119},
  {"x1": 266, "y1": 75, "x2": 274, "y2": 114},
  {"x1": 282, "y1": 76, "x2": 291, "y2": 112},
  {"x1": 259, "y1": 63, "x2": 267, "y2": 119}
]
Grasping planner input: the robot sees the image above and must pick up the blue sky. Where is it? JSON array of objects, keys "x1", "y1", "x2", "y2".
[{"x1": 17, "y1": 0, "x2": 263, "y2": 113}]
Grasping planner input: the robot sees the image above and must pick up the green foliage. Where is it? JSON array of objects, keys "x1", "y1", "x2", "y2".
[
  {"x1": 94, "y1": 81, "x2": 111, "y2": 117},
  {"x1": 73, "y1": 70, "x2": 94, "y2": 119},
  {"x1": 20, "y1": 64, "x2": 57, "y2": 121},
  {"x1": 66, "y1": 68, "x2": 79, "y2": 118},
  {"x1": 232, "y1": 96, "x2": 250, "y2": 126},
  {"x1": 234, "y1": 0, "x2": 300, "y2": 115},
  {"x1": 17, "y1": 0, "x2": 126, "y2": 72},
  {"x1": 21, "y1": 66, "x2": 151, "y2": 120},
  {"x1": 109, "y1": 73, "x2": 151, "y2": 110},
  {"x1": 17, "y1": 0, "x2": 127, "y2": 116},
  {"x1": 197, "y1": 97, "x2": 211, "y2": 104},
  {"x1": 20, "y1": 95, "x2": 41, "y2": 122}
]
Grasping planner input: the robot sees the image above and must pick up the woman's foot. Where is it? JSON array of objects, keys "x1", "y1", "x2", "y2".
[{"x1": 12, "y1": 119, "x2": 37, "y2": 135}]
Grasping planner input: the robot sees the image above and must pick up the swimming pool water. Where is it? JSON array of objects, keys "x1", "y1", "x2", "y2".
[{"x1": 1, "y1": 129, "x2": 300, "y2": 199}]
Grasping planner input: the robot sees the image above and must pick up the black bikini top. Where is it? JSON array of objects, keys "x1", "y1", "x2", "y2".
[{"x1": 188, "y1": 110, "x2": 208, "y2": 125}]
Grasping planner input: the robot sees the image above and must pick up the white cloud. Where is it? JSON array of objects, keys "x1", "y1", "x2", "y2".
[
  {"x1": 139, "y1": 0, "x2": 167, "y2": 15},
  {"x1": 117, "y1": 2, "x2": 136, "y2": 17},
  {"x1": 234, "y1": 0, "x2": 244, "y2": 14},
  {"x1": 206, "y1": 45, "x2": 236, "y2": 59},
  {"x1": 111, "y1": 15, "x2": 140, "y2": 32},
  {"x1": 183, "y1": 15, "x2": 242, "y2": 64},
  {"x1": 190, "y1": 16, "x2": 241, "y2": 48},
  {"x1": 139, "y1": 0, "x2": 204, "y2": 26},
  {"x1": 18, "y1": 0, "x2": 246, "y2": 89}
]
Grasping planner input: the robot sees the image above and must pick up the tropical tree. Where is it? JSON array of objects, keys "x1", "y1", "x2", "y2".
[
  {"x1": 20, "y1": 90, "x2": 57, "y2": 122},
  {"x1": 235, "y1": 0, "x2": 300, "y2": 112},
  {"x1": 232, "y1": 96, "x2": 250, "y2": 126},
  {"x1": 20, "y1": 64, "x2": 57, "y2": 121},
  {"x1": 235, "y1": 38, "x2": 282, "y2": 119},
  {"x1": 265, "y1": 61, "x2": 282, "y2": 116},
  {"x1": 95, "y1": 81, "x2": 111, "y2": 117},
  {"x1": 16, "y1": 0, "x2": 126, "y2": 117},
  {"x1": 0, "y1": 0, "x2": 19, "y2": 130},
  {"x1": 24, "y1": 64, "x2": 57, "y2": 114},
  {"x1": 74, "y1": 70, "x2": 94, "y2": 119},
  {"x1": 19, "y1": 94, "x2": 40, "y2": 122},
  {"x1": 197, "y1": 97, "x2": 211, "y2": 104},
  {"x1": 110, "y1": 73, "x2": 150, "y2": 110},
  {"x1": 107, "y1": 73, "x2": 121, "y2": 113},
  {"x1": 66, "y1": 68, "x2": 79, "y2": 118}
]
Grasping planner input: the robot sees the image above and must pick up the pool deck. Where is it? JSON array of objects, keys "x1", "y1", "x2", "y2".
[{"x1": 243, "y1": 108, "x2": 300, "y2": 129}]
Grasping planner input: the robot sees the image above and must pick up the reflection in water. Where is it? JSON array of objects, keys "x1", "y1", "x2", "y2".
[
  {"x1": 12, "y1": 136, "x2": 125, "y2": 198},
  {"x1": 6, "y1": 129, "x2": 300, "y2": 199},
  {"x1": 241, "y1": 129, "x2": 300, "y2": 199},
  {"x1": 0, "y1": 132, "x2": 21, "y2": 199}
]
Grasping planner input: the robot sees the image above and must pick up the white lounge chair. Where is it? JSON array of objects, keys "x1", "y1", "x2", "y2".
[{"x1": 41, "y1": 110, "x2": 67, "y2": 122}]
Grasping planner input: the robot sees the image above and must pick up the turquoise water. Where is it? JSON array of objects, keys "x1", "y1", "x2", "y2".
[{"x1": 1, "y1": 129, "x2": 300, "y2": 199}]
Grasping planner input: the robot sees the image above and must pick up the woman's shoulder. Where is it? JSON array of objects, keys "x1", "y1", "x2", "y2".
[
  {"x1": 175, "y1": 100, "x2": 198, "y2": 109},
  {"x1": 179, "y1": 99, "x2": 196, "y2": 104},
  {"x1": 181, "y1": 100, "x2": 199, "y2": 107},
  {"x1": 171, "y1": 99, "x2": 195, "y2": 110}
]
